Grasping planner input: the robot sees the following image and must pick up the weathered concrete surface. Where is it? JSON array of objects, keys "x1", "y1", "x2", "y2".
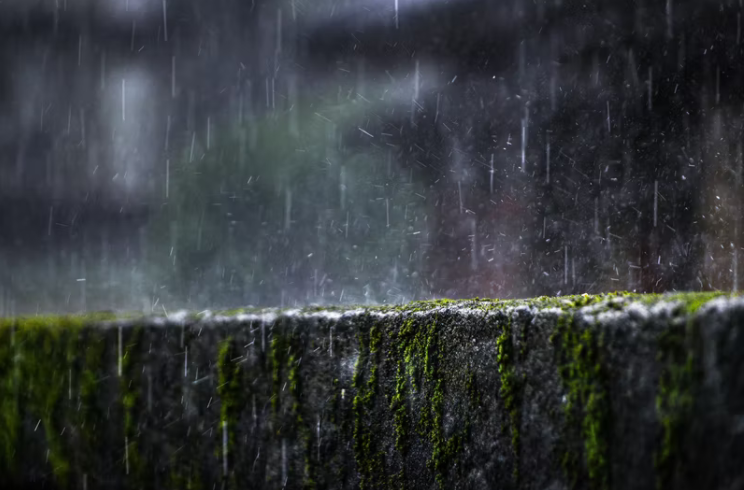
[{"x1": 1, "y1": 292, "x2": 743, "y2": 489}]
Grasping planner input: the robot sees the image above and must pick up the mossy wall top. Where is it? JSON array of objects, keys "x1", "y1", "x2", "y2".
[{"x1": 1, "y1": 292, "x2": 743, "y2": 490}]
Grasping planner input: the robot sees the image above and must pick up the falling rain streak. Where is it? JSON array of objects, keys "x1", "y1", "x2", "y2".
[{"x1": 0, "y1": 0, "x2": 740, "y2": 314}]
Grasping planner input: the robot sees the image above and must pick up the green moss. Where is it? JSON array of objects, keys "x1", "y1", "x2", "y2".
[
  {"x1": 466, "y1": 369, "x2": 481, "y2": 408},
  {"x1": 0, "y1": 314, "x2": 121, "y2": 487},
  {"x1": 120, "y1": 325, "x2": 146, "y2": 486},
  {"x1": 0, "y1": 292, "x2": 736, "y2": 488},
  {"x1": 169, "y1": 457, "x2": 204, "y2": 490},
  {"x1": 496, "y1": 313, "x2": 521, "y2": 483},
  {"x1": 77, "y1": 328, "x2": 107, "y2": 481},
  {"x1": 216, "y1": 336, "x2": 245, "y2": 487},
  {"x1": 18, "y1": 316, "x2": 86, "y2": 487},
  {"x1": 352, "y1": 318, "x2": 386, "y2": 489},
  {"x1": 653, "y1": 299, "x2": 705, "y2": 489},
  {"x1": 0, "y1": 318, "x2": 21, "y2": 479},
  {"x1": 397, "y1": 318, "x2": 422, "y2": 392},
  {"x1": 269, "y1": 326, "x2": 318, "y2": 488},
  {"x1": 391, "y1": 359, "x2": 409, "y2": 456},
  {"x1": 271, "y1": 333, "x2": 289, "y2": 417},
  {"x1": 288, "y1": 339, "x2": 318, "y2": 489},
  {"x1": 428, "y1": 376, "x2": 463, "y2": 489},
  {"x1": 553, "y1": 313, "x2": 610, "y2": 490}
]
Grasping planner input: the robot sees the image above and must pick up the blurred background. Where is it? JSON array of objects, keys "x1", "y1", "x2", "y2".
[{"x1": 0, "y1": 0, "x2": 741, "y2": 315}]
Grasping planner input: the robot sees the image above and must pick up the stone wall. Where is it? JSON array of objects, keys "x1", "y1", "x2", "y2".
[{"x1": 1, "y1": 292, "x2": 743, "y2": 489}]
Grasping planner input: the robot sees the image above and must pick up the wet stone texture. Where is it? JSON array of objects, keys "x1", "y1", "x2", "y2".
[{"x1": 1, "y1": 292, "x2": 743, "y2": 490}]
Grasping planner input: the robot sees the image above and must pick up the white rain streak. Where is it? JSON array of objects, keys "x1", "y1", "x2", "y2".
[
  {"x1": 550, "y1": 70, "x2": 557, "y2": 112},
  {"x1": 395, "y1": 0, "x2": 399, "y2": 29},
  {"x1": 222, "y1": 420, "x2": 228, "y2": 476},
  {"x1": 117, "y1": 325, "x2": 123, "y2": 377},
  {"x1": 282, "y1": 439, "x2": 288, "y2": 486},
  {"x1": 414, "y1": 59, "x2": 420, "y2": 100},
  {"x1": 606, "y1": 101, "x2": 611, "y2": 133},
  {"x1": 470, "y1": 219, "x2": 478, "y2": 271},
  {"x1": 121, "y1": 79, "x2": 126, "y2": 121},
  {"x1": 572, "y1": 258, "x2": 576, "y2": 286},
  {"x1": 265, "y1": 77, "x2": 270, "y2": 108},
  {"x1": 564, "y1": 246, "x2": 568, "y2": 285},
  {"x1": 647, "y1": 67, "x2": 653, "y2": 111},
  {"x1": 734, "y1": 233, "x2": 739, "y2": 293},
  {"x1": 80, "y1": 108, "x2": 86, "y2": 148},
  {"x1": 100, "y1": 51, "x2": 106, "y2": 91},
  {"x1": 285, "y1": 188, "x2": 293, "y2": 231},
  {"x1": 317, "y1": 416, "x2": 321, "y2": 460},
  {"x1": 340, "y1": 166, "x2": 347, "y2": 210},
  {"x1": 386, "y1": 198, "x2": 390, "y2": 228},
  {"x1": 489, "y1": 153, "x2": 495, "y2": 194},
  {"x1": 358, "y1": 127, "x2": 374, "y2": 138},
  {"x1": 189, "y1": 131, "x2": 196, "y2": 163},
  {"x1": 521, "y1": 106, "x2": 528, "y2": 172},
  {"x1": 207, "y1": 116, "x2": 211, "y2": 150},
  {"x1": 458, "y1": 180, "x2": 463, "y2": 214},
  {"x1": 165, "y1": 159, "x2": 170, "y2": 199},
  {"x1": 162, "y1": 0, "x2": 168, "y2": 42},
  {"x1": 171, "y1": 56, "x2": 176, "y2": 98},
  {"x1": 165, "y1": 115, "x2": 171, "y2": 151}
]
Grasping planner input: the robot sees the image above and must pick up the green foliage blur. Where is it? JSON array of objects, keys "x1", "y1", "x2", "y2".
[{"x1": 148, "y1": 86, "x2": 432, "y2": 308}]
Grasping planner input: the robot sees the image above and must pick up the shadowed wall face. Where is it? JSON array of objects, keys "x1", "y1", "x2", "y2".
[
  {"x1": 0, "y1": 293, "x2": 743, "y2": 489},
  {"x1": 0, "y1": 1, "x2": 742, "y2": 315}
]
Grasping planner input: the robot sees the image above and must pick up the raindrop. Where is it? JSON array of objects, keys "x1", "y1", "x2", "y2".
[
  {"x1": 489, "y1": 154, "x2": 495, "y2": 194},
  {"x1": 654, "y1": 180, "x2": 659, "y2": 228},
  {"x1": 222, "y1": 420, "x2": 228, "y2": 476},
  {"x1": 207, "y1": 117, "x2": 211, "y2": 150},
  {"x1": 118, "y1": 326, "x2": 123, "y2": 377},
  {"x1": 285, "y1": 188, "x2": 292, "y2": 231},
  {"x1": 282, "y1": 438, "x2": 288, "y2": 485},
  {"x1": 606, "y1": 101, "x2": 611, "y2": 133},
  {"x1": 162, "y1": 0, "x2": 168, "y2": 42},
  {"x1": 171, "y1": 56, "x2": 176, "y2": 98}
]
